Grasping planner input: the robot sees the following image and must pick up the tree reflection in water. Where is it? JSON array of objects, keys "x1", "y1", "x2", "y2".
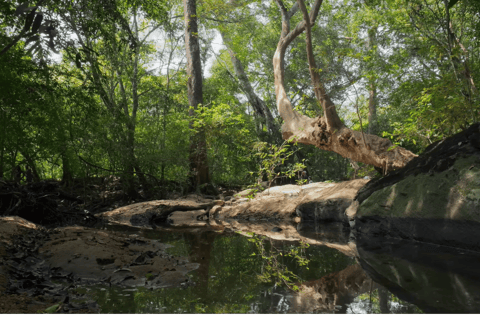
[{"x1": 87, "y1": 230, "x2": 420, "y2": 313}]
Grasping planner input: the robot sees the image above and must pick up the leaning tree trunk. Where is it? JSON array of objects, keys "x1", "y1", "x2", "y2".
[
  {"x1": 273, "y1": 0, "x2": 416, "y2": 174},
  {"x1": 184, "y1": 0, "x2": 210, "y2": 189},
  {"x1": 219, "y1": 32, "x2": 280, "y2": 141},
  {"x1": 367, "y1": 27, "x2": 378, "y2": 136}
]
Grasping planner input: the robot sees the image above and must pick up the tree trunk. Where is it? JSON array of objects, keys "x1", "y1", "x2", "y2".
[
  {"x1": 0, "y1": 147, "x2": 3, "y2": 179},
  {"x1": 124, "y1": 122, "x2": 138, "y2": 199},
  {"x1": 20, "y1": 150, "x2": 40, "y2": 182},
  {"x1": 220, "y1": 32, "x2": 280, "y2": 141},
  {"x1": 367, "y1": 28, "x2": 377, "y2": 136},
  {"x1": 272, "y1": 0, "x2": 416, "y2": 174},
  {"x1": 61, "y1": 151, "x2": 73, "y2": 187},
  {"x1": 0, "y1": 107, "x2": 5, "y2": 179},
  {"x1": 442, "y1": 0, "x2": 478, "y2": 107},
  {"x1": 184, "y1": 0, "x2": 210, "y2": 189},
  {"x1": 378, "y1": 286, "x2": 390, "y2": 313},
  {"x1": 130, "y1": 8, "x2": 151, "y2": 198}
]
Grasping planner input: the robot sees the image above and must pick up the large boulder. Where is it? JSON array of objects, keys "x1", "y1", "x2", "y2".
[{"x1": 353, "y1": 122, "x2": 480, "y2": 250}]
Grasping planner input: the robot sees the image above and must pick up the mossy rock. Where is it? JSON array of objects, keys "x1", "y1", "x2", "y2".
[{"x1": 357, "y1": 155, "x2": 480, "y2": 221}]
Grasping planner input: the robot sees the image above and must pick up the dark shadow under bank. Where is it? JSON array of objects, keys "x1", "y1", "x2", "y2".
[
  {"x1": 356, "y1": 233, "x2": 480, "y2": 313},
  {"x1": 355, "y1": 216, "x2": 480, "y2": 252},
  {"x1": 297, "y1": 221, "x2": 350, "y2": 244}
]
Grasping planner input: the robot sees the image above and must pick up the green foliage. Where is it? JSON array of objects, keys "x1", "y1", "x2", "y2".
[
  {"x1": 249, "y1": 138, "x2": 306, "y2": 190},
  {"x1": 191, "y1": 102, "x2": 257, "y2": 185},
  {"x1": 247, "y1": 233, "x2": 309, "y2": 291},
  {"x1": 0, "y1": 0, "x2": 479, "y2": 192}
]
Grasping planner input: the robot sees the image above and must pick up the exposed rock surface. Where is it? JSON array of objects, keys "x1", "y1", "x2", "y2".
[
  {"x1": 353, "y1": 122, "x2": 480, "y2": 250},
  {"x1": 216, "y1": 180, "x2": 367, "y2": 222},
  {"x1": 96, "y1": 199, "x2": 221, "y2": 227},
  {"x1": 96, "y1": 180, "x2": 368, "y2": 229},
  {"x1": 39, "y1": 226, "x2": 198, "y2": 288}
]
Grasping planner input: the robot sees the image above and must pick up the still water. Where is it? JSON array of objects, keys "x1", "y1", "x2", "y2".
[{"x1": 62, "y1": 224, "x2": 480, "y2": 314}]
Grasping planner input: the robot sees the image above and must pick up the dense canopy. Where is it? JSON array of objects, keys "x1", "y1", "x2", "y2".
[{"x1": 1, "y1": 0, "x2": 478, "y2": 197}]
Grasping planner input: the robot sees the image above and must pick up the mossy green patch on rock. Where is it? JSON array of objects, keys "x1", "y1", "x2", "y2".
[{"x1": 357, "y1": 155, "x2": 480, "y2": 222}]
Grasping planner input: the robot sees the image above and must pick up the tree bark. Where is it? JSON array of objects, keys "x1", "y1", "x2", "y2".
[
  {"x1": 272, "y1": 0, "x2": 416, "y2": 173},
  {"x1": 184, "y1": 0, "x2": 210, "y2": 189},
  {"x1": 19, "y1": 150, "x2": 40, "y2": 182},
  {"x1": 219, "y1": 32, "x2": 280, "y2": 140},
  {"x1": 443, "y1": 0, "x2": 478, "y2": 104},
  {"x1": 367, "y1": 28, "x2": 377, "y2": 136},
  {"x1": 378, "y1": 286, "x2": 390, "y2": 313},
  {"x1": 61, "y1": 151, "x2": 73, "y2": 186}
]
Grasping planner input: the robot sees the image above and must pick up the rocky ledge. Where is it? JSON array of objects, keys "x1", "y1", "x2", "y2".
[
  {"x1": 96, "y1": 180, "x2": 368, "y2": 229},
  {"x1": 352, "y1": 122, "x2": 480, "y2": 251}
]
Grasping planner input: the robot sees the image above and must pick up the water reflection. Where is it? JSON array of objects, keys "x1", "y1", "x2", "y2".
[
  {"x1": 356, "y1": 234, "x2": 480, "y2": 313},
  {"x1": 73, "y1": 227, "x2": 419, "y2": 313}
]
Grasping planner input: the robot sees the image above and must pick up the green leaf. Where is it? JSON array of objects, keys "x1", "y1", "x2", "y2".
[{"x1": 44, "y1": 304, "x2": 60, "y2": 313}]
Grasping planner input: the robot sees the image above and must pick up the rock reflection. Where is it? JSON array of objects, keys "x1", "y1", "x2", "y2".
[
  {"x1": 356, "y1": 234, "x2": 480, "y2": 313},
  {"x1": 287, "y1": 264, "x2": 376, "y2": 313},
  {"x1": 81, "y1": 225, "x2": 466, "y2": 314}
]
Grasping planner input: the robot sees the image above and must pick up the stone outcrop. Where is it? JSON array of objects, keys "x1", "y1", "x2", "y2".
[
  {"x1": 96, "y1": 180, "x2": 368, "y2": 230},
  {"x1": 96, "y1": 198, "x2": 223, "y2": 228},
  {"x1": 353, "y1": 122, "x2": 480, "y2": 250},
  {"x1": 216, "y1": 180, "x2": 368, "y2": 223}
]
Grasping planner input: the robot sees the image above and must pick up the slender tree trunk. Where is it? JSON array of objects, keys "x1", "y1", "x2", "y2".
[
  {"x1": 367, "y1": 28, "x2": 377, "y2": 135},
  {"x1": 0, "y1": 146, "x2": 4, "y2": 179},
  {"x1": 124, "y1": 122, "x2": 138, "y2": 199},
  {"x1": 161, "y1": 104, "x2": 167, "y2": 185},
  {"x1": 378, "y1": 286, "x2": 390, "y2": 313},
  {"x1": 220, "y1": 31, "x2": 280, "y2": 141},
  {"x1": 184, "y1": 0, "x2": 210, "y2": 190},
  {"x1": 130, "y1": 8, "x2": 151, "y2": 198},
  {"x1": 272, "y1": 0, "x2": 416, "y2": 174},
  {"x1": 20, "y1": 150, "x2": 40, "y2": 182},
  {"x1": 442, "y1": 0, "x2": 478, "y2": 107},
  {"x1": 61, "y1": 151, "x2": 73, "y2": 186},
  {"x1": 10, "y1": 150, "x2": 17, "y2": 181},
  {"x1": 0, "y1": 111, "x2": 4, "y2": 179}
]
